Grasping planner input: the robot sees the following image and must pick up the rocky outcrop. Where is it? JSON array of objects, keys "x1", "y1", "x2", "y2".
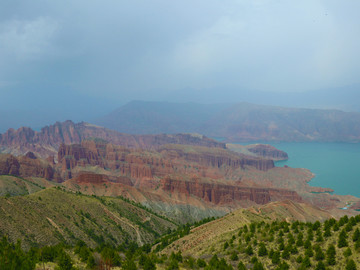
[
  {"x1": 161, "y1": 177, "x2": 302, "y2": 205},
  {"x1": 58, "y1": 140, "x2": 274, "y2": 183},
  {"x1": 0, "y1": 154, "x2": 61, "y2": 181},
  {"x1": 58, "y1": 141, "x2": 154, "y2": 180},
  {"x1": 71, "y1": 172, "x2": 134, "y2": 186},
  {"x1": 0, "y1": 121, "x2": 225, "y2": 158},
  {"x1": 246, "y1": 144, "x2": 288, "y2": 161},
  {"x1": 0, "y1": 154, "x2": 20, "y2": 175},
  {"x1": 159, "y1": 145, "x2": 274, "y2": 171}
]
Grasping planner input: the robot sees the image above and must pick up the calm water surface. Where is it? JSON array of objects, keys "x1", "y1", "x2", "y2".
[{"x1": 269, "y1": 142, "x2": 360, "y2": 197}]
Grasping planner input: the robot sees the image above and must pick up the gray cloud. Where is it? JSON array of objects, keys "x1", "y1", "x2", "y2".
[{"x1": 0, "y1": 0, "x2": 359, "y2": 112}]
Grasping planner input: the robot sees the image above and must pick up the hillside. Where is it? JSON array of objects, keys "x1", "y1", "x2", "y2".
[
  {"x1": 0, "y1": 175, "x2": 44, "y2": 197},
  {"x1": 0, "y1": 188, "x2": 176, "y2": 249},
  {"x1": 161, "y1": 200, "x2": 333, "y2": 257},
  {"x1": 160, "y1": 202, "x2": 360, "y2": 270},
  {"x1": 96, "y1": 101, "x2": 360, "y2": 142},
  {"x1": 2, "y1": 202, "x2": 360, "y2": 269}
]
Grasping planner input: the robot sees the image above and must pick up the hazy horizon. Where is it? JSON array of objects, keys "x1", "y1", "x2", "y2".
[{"x1": 1, "y1": 1, "x2": 360, "y2": 131}]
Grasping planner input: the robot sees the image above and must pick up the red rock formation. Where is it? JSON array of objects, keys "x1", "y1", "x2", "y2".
[
  {"x1": 58, "y1": 141, "x2": 154, "y2": 180},
  {"x1": 73, "y1": 173, "x2": 109, "y2": 184},
  {"x1": 0, "y1": 154, "x2": 20, "y2": 175},
  {"x1": 0, "y1": 154, "x2": 61, "y2": 181},
  {"x1": 159, "y1": 145, "x2": 274, "y2": 171},
  {"x1": 0, "y1": 121, "x2": 225, "y2": 158},
  {"x1": 161, "y1": 177, "x2": 302, "y2": 205},
  {"x1": 25, "y1": 151, "x2": 37, "y2": 159},
  {"x1": 71, "y1": 172, "x2": 134, "y2": 187},
  {"x1": 246, "y1": 144, "x2": 288, "y2": 161}
]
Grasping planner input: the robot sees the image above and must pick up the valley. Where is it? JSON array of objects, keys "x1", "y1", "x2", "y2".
[{"x1": 1, "y1": 120, "x2": 360, "y2": 269}]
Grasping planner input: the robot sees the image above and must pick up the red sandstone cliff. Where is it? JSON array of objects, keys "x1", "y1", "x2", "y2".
[
  {"x1": 0, "y1": 152, "x2": 61, "y2": 181},
  {"x1": 57, "y1": 140, "x2": 275, "y2": 183},
  {"x1": 158, "y1": 145, "x2": 274, "y2": 171},
  {"x1": 71, "y1": 172, "x2": 133, "y2": 186},
  {"x1": 0, "y1": 121, "x2": 225, "y2": 158},
  {"x1": 161, "y1": 177, "x2": 302, "y2": 205},
  {"x1": 246, "y1": 144, "x2": 288, "y2": 161}
]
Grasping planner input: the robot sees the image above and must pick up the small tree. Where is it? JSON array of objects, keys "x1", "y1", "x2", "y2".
[
  {"x1": 245, "y1": 245, "x2": 253, "y2": 256},
  {"x1": 258, "y1": 243, "x2": 268, "y2": 257},
  {"x1": 230, "y1": 251, "x2": 238, "y2": 261},
  {"x1": 144, "y1": 257, "x2": 156, "y2": 270},
  {"x1": 57, "y1": 251, "x2": 73, "y2": 270},
  {"x1": 345, "y1": 259, "x2": 357, "y2": 270},
  {"x1": 301, "y1": 256, "x2": 311, "y2": 268},
  {"x1": 314, "y1": 261, "x2": 326, "y2": 270},
  {"x1": 197, "y1": 258, "x2": 206, "y2": 268},
  {"x1": 343, "y1": 247, "x2": 352, "y2": 257},
  {"x1": 314, "y1": 246, "x2": 324, "y2": 261},
  {"x1": 326, "y1": 244, "x2": 336, "y2": 266},
  {"x1": 237, "y1": 261, "x2": 246, "y2": 270},
  {"x1": 323, "y1": 227, "x2": 331, "y2": 237},
  {"x1": 338, "y1": 229, "x2": 348, "y2": 248},
  {"x1": 253, "y1": 261, "x2": 265, "y2": 270},
  {"x1": 353, "y1": 228, "x2": 360, "y2": 242},
  {"x1": 272, "y1": 251, "x2": 281, "y2": 265}
]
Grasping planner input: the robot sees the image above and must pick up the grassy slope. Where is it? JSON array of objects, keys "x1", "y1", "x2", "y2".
[
  {"x1": 0, "y1": 175, "x2": 45, "y2": 196},
  {"x1": 0, "y1": 188, "x2": 176, "y2": 249},
  {"x1": 162, "y1": 201, "x2": 333, "y2": 257},
  {"x1": 162, "y1": 205, "x2": 360, "y2": 269}
]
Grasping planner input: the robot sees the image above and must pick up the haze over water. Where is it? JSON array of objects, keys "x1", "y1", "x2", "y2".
[{"x1": 272, "y1": 142, "x2": 360, "y2": 197}]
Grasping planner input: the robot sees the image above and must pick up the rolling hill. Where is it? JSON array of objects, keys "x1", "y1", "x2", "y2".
[{"x1": 0, "y1": 188, "x2": 176, "y2": 249}]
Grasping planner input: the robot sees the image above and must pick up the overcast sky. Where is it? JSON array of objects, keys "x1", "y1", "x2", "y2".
[{"x1": 1, "y1": 0, "x2": 360, "y2": 121}]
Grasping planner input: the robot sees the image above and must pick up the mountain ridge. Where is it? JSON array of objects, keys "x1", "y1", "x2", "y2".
[{"x1": 96, "y1": 101, "x2": 360, "y2": 142}]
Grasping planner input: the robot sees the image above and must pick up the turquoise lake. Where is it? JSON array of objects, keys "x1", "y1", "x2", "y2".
[{"x1": 267, "y1": 142, "x2": 360, "y2": 197}]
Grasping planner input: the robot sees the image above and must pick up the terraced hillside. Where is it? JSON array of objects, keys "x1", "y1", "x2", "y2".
[
  {"x1": 0, "y1": 188, "x2": 176, "y2": 249},
  {"x1": 161, "y1": 203, "x2": 360, "y2": 269}
]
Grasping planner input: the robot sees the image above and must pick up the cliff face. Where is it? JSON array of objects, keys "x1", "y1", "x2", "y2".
[
  {"x1": 246, "y1": 144, "x2": 288, "y2": 161},
  {"x1": 158, "y1": 145, "x2": 274, "y2": 171},
  {"x1": 0, "y1": 121, "x2": 225, "y2": 158},
  {"x1": 58, "y1": 141, "x2": 154, "y2": 180},
  {"x1": 161, "y1": 177, "x2": 302, "y2": 205},
  {"x1": 71, "y1": 172, "x2": 133, "y2": 186},
  {"x1": 57, "y1": 140, "x2": 275, "y2": 182},
  {"x1": 0, "y1": 153, "x2": 61, "y2": 181}
]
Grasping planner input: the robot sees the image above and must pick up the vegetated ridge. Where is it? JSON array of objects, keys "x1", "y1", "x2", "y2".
[{"x1": 0, "y1": 187, "x2": 176, "y2": 249}]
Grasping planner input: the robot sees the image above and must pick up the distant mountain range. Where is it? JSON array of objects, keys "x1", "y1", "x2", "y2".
[
  {"x1": 96, "y1": 101, "x2": 360, "y2": 142},
  {"x1": 1, "y1": 83, "x2": 359, "y2": 133}
]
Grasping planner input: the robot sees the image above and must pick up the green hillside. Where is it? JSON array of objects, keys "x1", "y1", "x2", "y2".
[
  {"x1": 0, "y1": 188, "x2": 176, "y2": 249},
  {"x1": 162, "y1": 214, "x2": 360, "y2": 269},
  {"x1": 0, "y1": 175, "x2": 45, "y2": 197},
  {"x1": 2, "y1": 207, "x2": 360, "y2": 269}
]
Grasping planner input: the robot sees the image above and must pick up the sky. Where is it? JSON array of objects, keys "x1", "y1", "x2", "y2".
[{"x1": 1, "y1": 0, "x2": 360, "y2": 129}]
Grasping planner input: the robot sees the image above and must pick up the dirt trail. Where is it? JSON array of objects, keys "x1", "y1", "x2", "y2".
[
  {"x1": 46, "y1": 217, "x2": 65, "y2": 237},
  {"x1": 101, "y1": 206, "x2": 144, "y2": 246}
]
